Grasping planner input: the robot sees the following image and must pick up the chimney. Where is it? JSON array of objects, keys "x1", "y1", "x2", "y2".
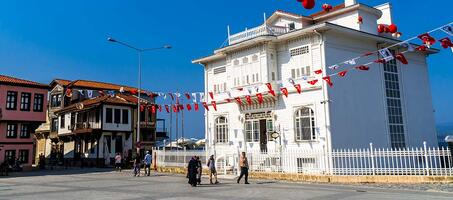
[{"x1": 345, "y1": 0, "x2": 357, "y2": 7}]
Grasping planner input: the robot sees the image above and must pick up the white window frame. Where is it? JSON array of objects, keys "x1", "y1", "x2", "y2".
[
  {"x1": 245, "y1": 119, "x2": 260, "y2": 143},
  {"x1": 294, "y1": 106, "x2": 316, "y2": 141},
  {"x1": 215, "y1": 116, "x2": 229, "y2": 143}
]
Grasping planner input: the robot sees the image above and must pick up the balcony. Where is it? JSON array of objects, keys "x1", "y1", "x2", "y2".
[
  {"x1": 140, "y1": 121, "x2": 155, "y2": 129},
  {"x1": 228, "y1": 24, "x2": 288, "y2": 45},
  {"x1": 72, "y1": 122, "x2": 101, "y2": 134}
]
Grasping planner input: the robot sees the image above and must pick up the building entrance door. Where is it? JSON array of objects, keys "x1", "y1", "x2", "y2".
[
  {"x1": 259, "y1": 119, "x2": 267, "y2": 152},
  {"x1": 115, "y1": 135, "x2": 123, "y2": 154}
]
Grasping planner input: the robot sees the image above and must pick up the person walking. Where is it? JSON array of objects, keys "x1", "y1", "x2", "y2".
[
  {"x1": 207, "y1": 155, "x2": 219, "y2": 184},
  {"x1": 196, "y1": 156, "x2": 202, "y2": 185},
  {"x1": 237, "y1": 152, "x2": 249, "y2": 184},
  {"x1": 187, "y1": 156, "x2": 198, "y2": 187},
  {"x1": 133, "y1": 154, "x2": 141, "y2": 177},
  {"x1": 115, "y1": 153, "x2": 122, "y2": 172},
  {"x1": 143, "y1": 151, "x2": 152, "y2": 176}
]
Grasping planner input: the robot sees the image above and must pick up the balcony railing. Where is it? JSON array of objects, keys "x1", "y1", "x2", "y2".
[
  {"x1": 228, "y1": 24, "x2": 289, "y2": 45},
  {"x1": 140, "y1": 121, "x2": 155, "y2": 129},
  {"x1": 73, "y1": 122, "x2": 101, "y2": 130}
]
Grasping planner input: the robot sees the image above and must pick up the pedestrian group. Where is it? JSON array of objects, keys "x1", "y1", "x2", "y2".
[{"x1": 186, "y1": 152, "x2": 250, "y2": 187}]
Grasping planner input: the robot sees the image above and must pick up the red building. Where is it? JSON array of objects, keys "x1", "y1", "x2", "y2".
[{"x1": 0, "y1": 75, "x2": 48, "y2": 170}]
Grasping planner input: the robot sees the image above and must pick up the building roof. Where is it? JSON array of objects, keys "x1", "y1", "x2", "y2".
[
  {"x1": 49, "y1": 78, "x2": 138, "y2": 92},
  {"x1": 52, "y1": 79, "x2": 71, "y2": 86},
  {"x1": 66, "y1": 79, "x2": 136, "y2": 91},
  {"x1": 55, "y1": 94, "x2": 137, "y2": 114},
  {"x1": 310, "y1": 4, "x2": 346, "y2": 18},
  {"x1": 0, "y1": 74, "x2": 49, "y2": 89}
]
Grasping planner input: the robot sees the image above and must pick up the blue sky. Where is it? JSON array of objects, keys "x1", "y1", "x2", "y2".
[{"x1": 0, "y1": 0, "x2": 452, "y2": 138}]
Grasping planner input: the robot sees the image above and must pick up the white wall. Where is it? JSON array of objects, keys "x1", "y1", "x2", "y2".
[
  {"x1": 270, "y1": 16, "x2": 304, "y2": 30},
  {"x1": 102, "y1": 105, "x2": 132, "y2": 132},
  {"x1": 399, "y1": 52, "x2": 437, "y2": 147},
  {"x1": 324, "y1": 30, "x2": 437, "y2": 149},
  {"x1": 206, "y1": 34, "x2": 328, "y2": 155},
  {"x1": 324, "y1": 31, "x2": 390, "y2": 149},
  {"x1": 57, "y1": 113, "x2": 72, "y2": 135},
  {"x1": 375, "y1": 3, "x2": 393, "y2": 25}
]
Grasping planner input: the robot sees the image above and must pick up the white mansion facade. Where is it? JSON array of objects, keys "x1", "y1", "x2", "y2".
[{"x1": 192, "y1": 0, "x2": 438, "y2": 156}]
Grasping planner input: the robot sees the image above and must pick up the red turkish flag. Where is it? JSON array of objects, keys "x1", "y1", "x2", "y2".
[
  {"x1": 186, "y1": 104, "x2": 192, "y2": 111},
  {"x1": 363, "y1": 52, "x2": 374, "y2": 56},
  {"x1": 211, "y1": 101, "x2": 217, "y2": 111},
  {"x1": 280, "y1": 87, "x2": 289, "y2": 97},
  {"x1": 130, "y1": 89, "x2": 138, "y2": 95},
  {"x1": 202, "y1": 102, "x2": 209, "y2": 111},
  {"x1": 208, "y1": 92, "x2": 214, "y2": 100},
  {"x1": 194, "y1": 103, "x2": 199, "y2": 111},
  {"x1": 323, "y1": 76, "x2": 333, "y2": 87},
  {"x1": 178, "y1": 104, "x2": 184, "y2": 111},
  {"x1": 374, "y1": 59, "x2": 386, "y2": 64},
  {"x1": 158, "y1": 105, "x2": 162, "y2": 112},
  {"x1": 266, "y1": 83, "x2": 276, "y2": 96},
  {"x1": 165, "y1": 105, "x2": 170, "y2": 113},
  {"x1": 418, "y1": 33, "x2": 436, "y2": 46},
  {"x1": 172, "y1": 105, "x2": 178, "y2": 113},
  {"x1": 235, "y1": 97, "x2": 243, "y2": 105},
  {"x1": 395, "y1": 53, "x2": 409, "y2": 65},
  {"x1": 245, "y1": 95, "x2": 252, "y2": 105},
  {"x1": 151, "y1": 105, "x2": 156, "y2": 114},
  {"x1": 185, "y1": 93, "x2": 191, "y2": 100},
  {"x1": 338, "y1": 70, "x2": 348, "y2": 77},
  {"x1": 314, "y1": 69, "x2": 323, "y2": 74},
  {"x1": 355, "y1": 65, "x2": 370, "y2": 71},
  {"x1": 225, "y1": 98, "x2": 231, "y2": 103},
  {"x1": 307, "y1": 80, "x2": 318, "y2": 85},
  {"x1": 294, "y1": 84, "x2": 302, "y2": 94},
  {"x1": 256, "y1": 93, "x2": 263, "y2": 104}
]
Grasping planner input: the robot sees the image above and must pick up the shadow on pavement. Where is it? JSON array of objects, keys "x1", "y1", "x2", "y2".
[{"x1": 0, "y1": 168, "x2": 116, "y2": 178}]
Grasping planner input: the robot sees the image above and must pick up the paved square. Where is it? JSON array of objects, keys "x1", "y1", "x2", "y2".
[{"x1": 0, "y1": 169, "x2": 452, "y2": 200}]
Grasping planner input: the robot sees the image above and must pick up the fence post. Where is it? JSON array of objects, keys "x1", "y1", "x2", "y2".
[
  {"x1": 423, "y1": 141, "x2": 430, "y2": 176},
  {"x1": 163, "y1": 144, "x2": 166, "y2": 167},
  {"x1": 370, "y1": 143, "x2": 375, "y2": 175},
  {"x1": 183, "y1": 147, "x2": 187, "y2": 168}
]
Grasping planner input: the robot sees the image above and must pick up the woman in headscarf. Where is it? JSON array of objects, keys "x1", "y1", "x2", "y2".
[
  {"x1": 187, "y1": 156, "x2": 198, "y2": 187},
  {"x1": 196, "y1": 156, "x2": 202, "y2": 185}
]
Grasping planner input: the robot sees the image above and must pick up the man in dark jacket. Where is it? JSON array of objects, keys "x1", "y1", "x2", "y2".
[{"x1": 187, "y1": 156, "x2": 198, "y2": 187}]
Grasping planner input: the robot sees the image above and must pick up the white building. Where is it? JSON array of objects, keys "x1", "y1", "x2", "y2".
[{"x1": 192, "y1": 0, "x2": 438, "y2": 159}]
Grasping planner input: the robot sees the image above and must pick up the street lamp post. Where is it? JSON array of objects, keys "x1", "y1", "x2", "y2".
[{"x1": 108, "y1": 37, "x2": 171, "y2": 154}]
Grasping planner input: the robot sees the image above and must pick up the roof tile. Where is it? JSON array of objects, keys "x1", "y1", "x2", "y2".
[{"x1": 0, "y1": 74, "x2": 48, "y2": 88}]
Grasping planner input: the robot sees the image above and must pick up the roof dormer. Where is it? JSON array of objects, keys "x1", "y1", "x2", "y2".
[{"x1": 266, "y1": 10, "x2": 313, "y2": 31}]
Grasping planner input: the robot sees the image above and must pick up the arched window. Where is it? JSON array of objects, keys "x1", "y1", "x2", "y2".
[
  {"x1": 215, "y1": 116, "x2": 229, "y2": 143},
  {"x1": 294, "y1": 107, "x2": 316, "y2": 141}
]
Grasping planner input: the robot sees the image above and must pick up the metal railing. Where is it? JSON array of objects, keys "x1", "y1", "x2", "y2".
[
  {"x1": 154, "y1": 148, "x2": 207, "y2": 168},
  {"x1": 154, "y1": 142, "x2": 453, "y2": 176},
  {"x1": 228, "y1": 25, "x2": 288, "y2": 45},
  {"x1": 73, "y1": 122, "x2": 101, "y2": 130}
]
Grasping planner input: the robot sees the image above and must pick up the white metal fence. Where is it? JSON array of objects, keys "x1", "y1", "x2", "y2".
[
  {"x1": 154, "y1": 143, "x2": 453, "y2": 177},
  {"x1": 154, "y1": 149, "x2": 207, "y2": 168}
]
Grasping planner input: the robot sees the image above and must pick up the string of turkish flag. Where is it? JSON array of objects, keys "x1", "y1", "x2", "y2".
[
  {"x1": 158, "y1": 22, "x2": 453, "y2": 113},
  {"x1": 65, "y1": 21, "x2": 453, "y2": 114}
]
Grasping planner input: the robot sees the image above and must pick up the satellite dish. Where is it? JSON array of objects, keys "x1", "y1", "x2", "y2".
[{"x1": 76, "y1": 103, "x2": 84, "y2": 110}]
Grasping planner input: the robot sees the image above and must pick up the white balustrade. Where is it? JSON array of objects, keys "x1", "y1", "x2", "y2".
[
  {"x1": 154, "y1": 143, "x2": 453, "y2": 177},
  {"x1": 228, "y1": 25, "x2": 289, "y2": 45}
]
